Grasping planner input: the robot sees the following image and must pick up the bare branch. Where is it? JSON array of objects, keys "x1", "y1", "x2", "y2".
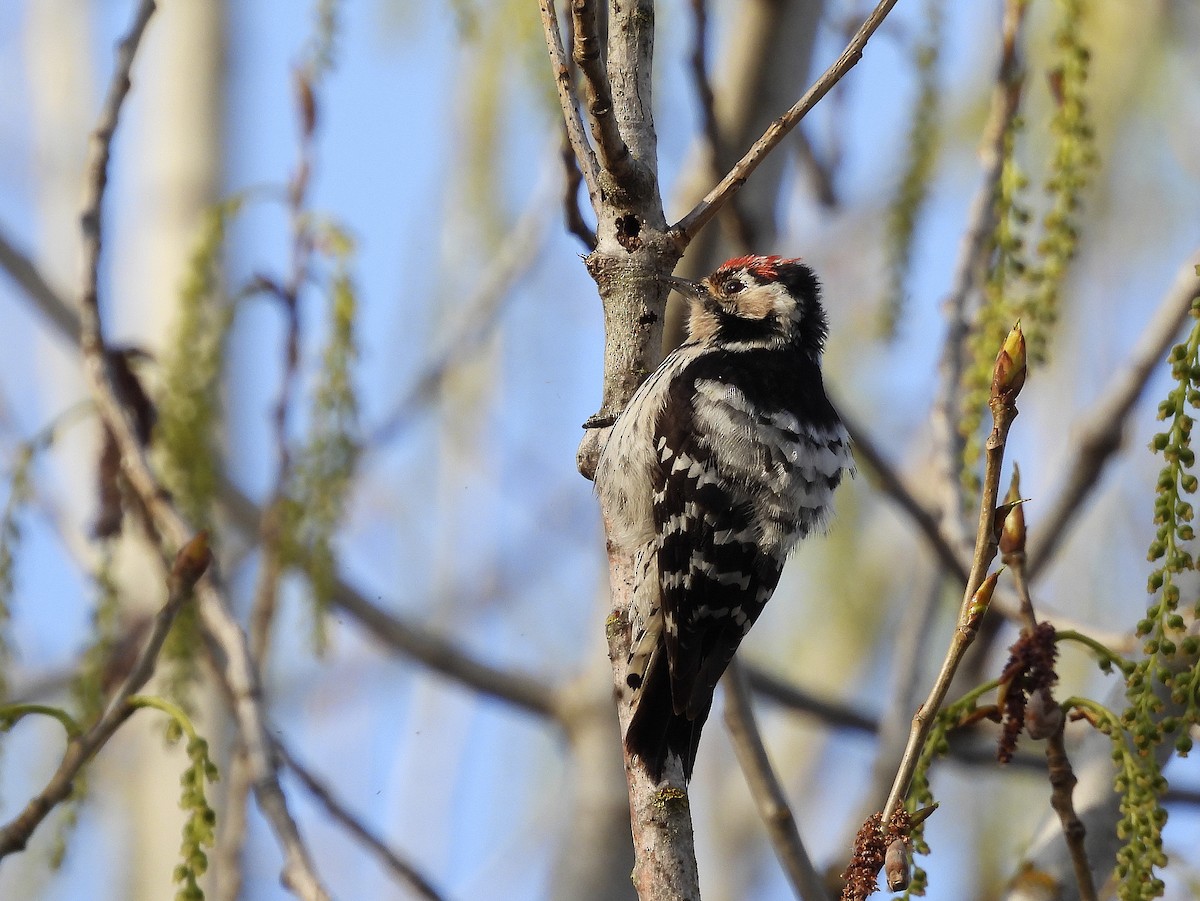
[
  {"x1": 72, "y1": 5, "x2": 329, "y2": 896},
  {"x1": 882, "y1": 326, "x2": 1026, "y2": 829},
  {"x1": 838, "y1": 406, "x2": 969, "y2": 582},
  {"x1": 538, "y1": 0, "x2": 601, "y2": 210},
  {"x1": 0, "y1": 227, "x2": 563, "y2": 722},
  {"x1": 0, "y1": 229, "x2": 82, "y2": 343},
  {"x1": 671, "y1": 0, "x2": 902, "y2": 246},
  {"x1": 570, "y1": 0, "x2": 636, "y2": 181},
  {"x1": 724, "y1": 662, "x2": 830, "y2": 901},
  {"x1": 0, "y1": 534, "x2": 209, "y2": 857},
  {"x1": 1028, "y1": 250, "x2": 1200, "y2": 575},
  {"x1": 929, "y1": 0, "x2": 1027, "y2": 540},
  {"x1": 277, "y1": 740, "x2": 448, "y2": 901},
  {"x1": 367, "y1": 195, "x2": 551, "y2": 446}
]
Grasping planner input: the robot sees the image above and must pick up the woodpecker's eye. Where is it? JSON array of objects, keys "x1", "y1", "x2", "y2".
[{"x1": 722, "y1": 278, "x2": 745, "y2": 295}]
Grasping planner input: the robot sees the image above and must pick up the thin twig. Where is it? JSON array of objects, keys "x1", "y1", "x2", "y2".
[
  {"x1": 1028, "y1": 251, "x2": 1200, "y2": 575},
  {"x1": 1044, "y1": 727, "x2": 1097, "y2": 901},
  {"x1": 560, "y1": 133, "x2": 597, "y2": 249},
  {"x1": 744, "y1": 664, "x2": 878, "y2": 736},
  {"x1": 1009, "y1": 549, "x2": 1096, "y2": 901},
  {"x1": 724, "y1": 662, "x2": 831, "y2": 901},
  {"x1": 0, "y1": 228, "x2": 82, "y2": 343},
  {"x1": 72, "y1": 5, "x2": 329, "y2": 896},
  {"x1": 839, "y1": 406, "x2": 969, "y2": 582},
  {"x1": 0, "y1": 536, "x2": 209, "y2": 857},
  {"x1": 671, "y1": 0, "x2": 902, "y2": 246},
  {"x1": 881, "y1": 330, "x2": 1025, "y2": 829},
  {"x1": 929, "y1": 0, "x2": 1027, "y2": 541},
  {"x1": 537, "y1": 0, "x2": 601, "y2": 210},
  {"x1": 367, "y1": 193, "x2": 550, "y2": 447},
  {"x1": 277, "y1": 740, "x2": 448, "y2": 901}
]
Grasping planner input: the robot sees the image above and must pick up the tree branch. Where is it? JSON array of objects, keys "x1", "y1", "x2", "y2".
[
  {"x1": 538, "y1": 0, "x2": 601, "y2": 210},
  {"x1": 277, "y1": 740, "x2": 448, "y2": 901},
  {"x1": 0, "y1": 534, "x2": 210, "y2": 858},
  {"x1": 928, "y1": 0, "x2": 1027, "y2": 537},
  {"x1": 671, "y1": 0, "x2": 902, "y2": 246},
  {"x1": 724, "y1": 662, "x2": 830, "y2": 901},
  {"x1": 570, "y1": 0, "x2": 637, "y2": 181},
  {"x1": 72, "y1": 5, "x2": 329, "y2": 896},
  {"x1": 1028, "y1": 250, "x2": 1200, "y2": 575},
  {"x1": 881, "y1": 327, "x2": 1025, "y2": 829}
]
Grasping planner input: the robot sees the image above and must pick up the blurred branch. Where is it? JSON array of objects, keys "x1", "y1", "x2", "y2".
[
  {"x1": 217, "y1": 470, "x2": 561, "y2": 718},
  {"x1": 70, "y1": 4, "x2": 329, "y2": 897},
  {"x1": 1028, "y1": 251, "x2": 1200, "y2": 576},
  {"x1": 685, "y1": 0, "x2": 752, "y2": 250},
  {"x1": 0, "y1": 211, "x2": 563, "y2": 723},
  {"x1": 538, "y1": 0, "x2": 601, "y2": 210},
  {"x1": 367, "y1": 194, "x2": 550, "y2": 447},
  {"x1": 839, "y1": 406, "x2": 970, "y2": 582},
  {"x1": 671, "y1": 0, "x2": 901, "y2": 247},
  {"x1": 277, "y1": 739, "x2": 448, "y2": 901},
  {"x1": 744, "y1": 664, "x2": 877, "y2": 735},
  {"x1": 724, "y1": 662, "x2": 830, "y2": 901},
  {"x1": 0, "y1": 228, "x2": 82, "y2": 343},
  {"x1": 929, "y1": 0, "x2": 1027, "y2": 539},
  {"x1": 792, "y1": 128, "x2": 838, "y2": 209},
  {"x1": 0, "y1": 534, "x2": 209, "y2": 858}
]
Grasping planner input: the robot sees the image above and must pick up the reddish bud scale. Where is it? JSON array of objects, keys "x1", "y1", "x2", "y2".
[{"x1": 171, "y1": 530, "x2": 213, "y2": 589}]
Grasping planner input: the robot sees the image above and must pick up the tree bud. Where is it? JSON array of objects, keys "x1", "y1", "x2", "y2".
[{"x1": 991, "y1": 322, "x2": 1027, "y2": 399}]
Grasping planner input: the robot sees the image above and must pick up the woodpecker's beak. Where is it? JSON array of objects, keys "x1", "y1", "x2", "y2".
[{"x1": 659, "y1": 273, "x2": 710, "y2": 302}]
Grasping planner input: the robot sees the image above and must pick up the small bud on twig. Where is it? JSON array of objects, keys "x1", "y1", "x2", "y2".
[
  {"x1": 998, "y1": 465, "x2": 1028, "y2": 557},
  {"x1": 170, "y1": 530, "x2": 212, "y2": 593},
  {"x1": 909, "y1": 803, "x2": 938, "y2": 827},
  {"x1": 991, "y1": 322, "x2": 1027, "y2": 400},
  {"x1": 295, "y1": 68, "x2": 317, "y2": 139},
  {"x1": 965, "y1": 569, "x2": 1002, "y2": 629}
]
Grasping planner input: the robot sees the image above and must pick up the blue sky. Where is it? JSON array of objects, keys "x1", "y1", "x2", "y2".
[{"x1": 3, "y1": 1, "x2": 1200, "y2": 900}]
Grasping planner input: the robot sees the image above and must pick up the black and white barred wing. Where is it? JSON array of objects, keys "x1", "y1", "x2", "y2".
[
  {"x1": 654, "y1": 372, "x2": 851, "y2": 721},
  {"x1": 651, "y1": 386, "x2": 779, "y2": 721}
]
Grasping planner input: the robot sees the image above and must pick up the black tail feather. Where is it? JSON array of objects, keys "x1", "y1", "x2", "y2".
[{"x1": 624, "y1": 650, "x2": 712, "y2": 781}]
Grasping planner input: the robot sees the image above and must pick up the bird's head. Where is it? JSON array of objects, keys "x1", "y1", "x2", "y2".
[{"x1": 663, "y1": 255, "x2": 827, "y2": 356}]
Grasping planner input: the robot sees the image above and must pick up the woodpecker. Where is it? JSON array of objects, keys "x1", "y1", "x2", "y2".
[{"x1": 594, "y1": 255, "x2": 852, "y2": 781}]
